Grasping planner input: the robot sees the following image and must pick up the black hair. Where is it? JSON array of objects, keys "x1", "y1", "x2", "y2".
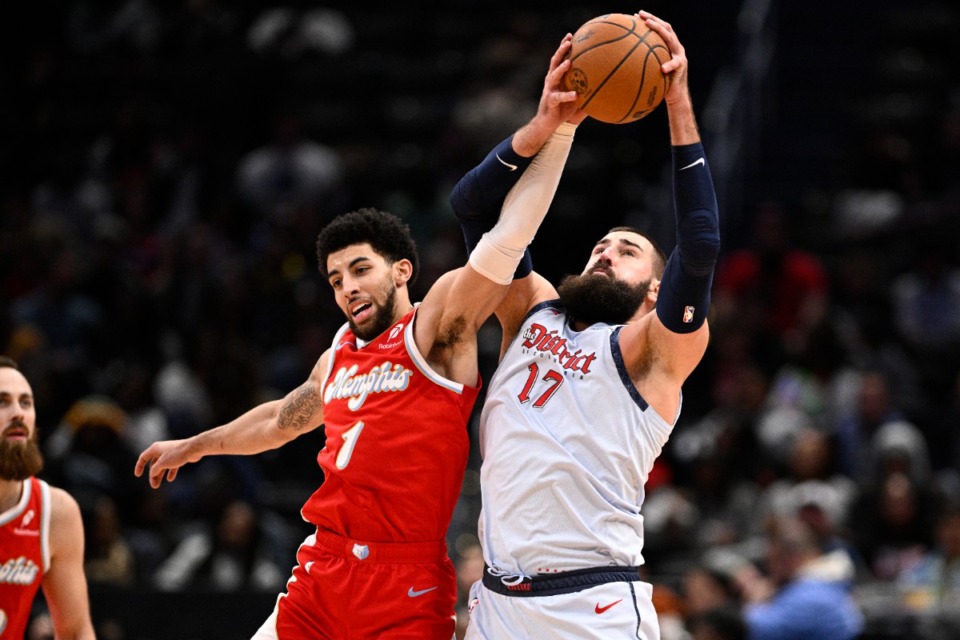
[
  {"x1": 315, "y1": 208, "x2": 420, "y2": 285},
  {"x1": 0, "y1": 356, "x2": 19, "y2": 370}
]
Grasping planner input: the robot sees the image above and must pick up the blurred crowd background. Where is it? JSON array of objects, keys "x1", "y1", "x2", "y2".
[{"x1": 4, "y1": 1, "x2": 959, "y2": 638}]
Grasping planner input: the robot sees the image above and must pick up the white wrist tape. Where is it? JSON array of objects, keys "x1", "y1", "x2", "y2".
[{"x1": 468, "y1": 123, "x2": 576, "y2": 284}]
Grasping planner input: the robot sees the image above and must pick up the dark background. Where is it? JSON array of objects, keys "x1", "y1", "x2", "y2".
[{"x1": 3, "y1": 1, "x2": 959, "y2": 638}]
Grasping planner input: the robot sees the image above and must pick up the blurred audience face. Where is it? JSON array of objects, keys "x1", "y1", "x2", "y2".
[
  {"x1": 936, "y1": 510, "x2": 960, "y2": 560},
  {"x1": 766, "y1": 518, "x2": 819, "y2": 586},
  {"x1": 788, "y1": 428, "x2": 831, "y2": 481},
  {"x1": 683, "y1": 567, "x2": 734, "y2": 617},
  {"x1": 218, "y1": 500, "x2": 257, "y2": 550},
  {"x1": 857, "y1": 372, "x2": 891, "y2": 427},
  {"x1": 880, "y1": 472, "x2": 917, "y2": 529}
]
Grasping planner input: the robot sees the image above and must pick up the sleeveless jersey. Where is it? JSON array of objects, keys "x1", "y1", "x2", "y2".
[
  {"x1": 0, "y1": 477, "x2": 51, "y2": 638},
  {"x1": 477, "y1": 301, "x2": 678, "y2": 576},
  {"x1": 302, "y1": 307, "x2": 478, "y2": 542}
]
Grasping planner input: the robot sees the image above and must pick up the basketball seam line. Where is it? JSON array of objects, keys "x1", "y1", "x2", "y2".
[{"x1": 580, "y1": 38, "x2": 647, "y2": 114}]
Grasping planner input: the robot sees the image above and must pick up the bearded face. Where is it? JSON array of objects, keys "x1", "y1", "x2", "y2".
[
  {"x1": 349, "y1": 280, "x2": 399, "y2": 341},
  {"x1": 556, "y1": 272, "x2": 651, "y2": 326},
  {"x1": 0, "y1": 425, "x2": 44, "y2": 481}
]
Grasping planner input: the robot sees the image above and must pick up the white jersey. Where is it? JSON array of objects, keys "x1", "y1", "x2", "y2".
[{"x1": 478, "y1": 301, "x2": 678, "y2": 577}]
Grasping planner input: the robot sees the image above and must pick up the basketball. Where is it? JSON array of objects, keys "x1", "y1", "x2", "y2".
[{"x1": 564, "y1": 13, "x2": 670, "y2": 124}]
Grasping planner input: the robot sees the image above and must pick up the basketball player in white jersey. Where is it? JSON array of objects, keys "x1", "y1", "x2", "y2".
[{"x1": 450, "y1": 12, "x2": 719, "y2": 639}]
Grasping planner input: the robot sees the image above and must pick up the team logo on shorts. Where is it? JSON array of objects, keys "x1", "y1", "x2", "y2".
[{"x1": 352, "y1": 544, "x2": 369, "y2": 560}]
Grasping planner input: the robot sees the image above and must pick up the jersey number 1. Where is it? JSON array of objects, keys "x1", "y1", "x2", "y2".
[
  {"x1": 517, "y1": 363, "x2": 563, "y2": 408},
  {"x1": 335, "y1": 421, "x2": 364, "y2": 469}
]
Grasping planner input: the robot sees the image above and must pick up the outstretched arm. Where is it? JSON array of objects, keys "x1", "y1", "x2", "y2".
[
  {"x1": 135, "y1": 350, "x2": 330, "y2": 488},
  {"x1": 446, "y1": 34, "x2": 586, "y2": 348},
  {"x1": 416, "y1": 36, "x2": 583, "y2": 376},
  {"x1": 449, "y1": 33, "x2": 586, "y2": 278},
  {"x1": 449, "y1": 137, "x2": 537, "y2": 280},
  {"x1": 622, "y1": 12, "x2": 721, "y2": 416},
  {"x1": 644, "y1": 10, "x2": 720, "y2": 338}
]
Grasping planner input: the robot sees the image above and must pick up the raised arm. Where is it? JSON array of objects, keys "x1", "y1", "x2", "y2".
[
  {"x1": 450, "y1": 33, "x2": 586, "y2": 259},
  {"x1": 43, "y1": 488, "x2": 96, "y2": 640},
  {"x1": 416, "y1": 36, "x2": 583, "y2": 378},
  {"x1": 622, "y1": 12, "x2": 721, "y2": 416},
  {"x1": 135, "y1": 350, "x2": 330, "y2": 488},
  {"x1": 446, "y1": 35, "x2": 587, "y2": 347}
]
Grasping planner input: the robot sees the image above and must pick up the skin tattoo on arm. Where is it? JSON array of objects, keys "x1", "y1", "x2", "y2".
[{"x1": 279, "y1": 382, "x2": 323, "y2": 431}]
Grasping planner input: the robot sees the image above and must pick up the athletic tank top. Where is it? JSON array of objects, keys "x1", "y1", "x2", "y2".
[
  {"x1": 478, "y1": 301, "x2": 677, "y2": 576},
  {"x1": 302, "y1": 307, "x2": 478, "y2": 542},
  {"x1": 0, "y1": 477, "x2": 51, "y2": 638}
]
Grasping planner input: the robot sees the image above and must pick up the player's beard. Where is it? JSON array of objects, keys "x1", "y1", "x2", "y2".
[
  {"x1": 557, "y1": 272, "x2": 650, "y2": 326},
  {"x1": 0, "y1": 427, "x2": 44, "y2": 481},
  {"x1": 349, "y1": 282, "x2": 399, "y2": 342}
]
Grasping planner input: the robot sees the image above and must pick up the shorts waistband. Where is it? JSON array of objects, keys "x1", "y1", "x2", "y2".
[
  {"x1": 311, "y1": 529, "x2": 447, "y2": 564},
  {"x1": 482, "y1": 565, "x2": 642, "y2": 597}
]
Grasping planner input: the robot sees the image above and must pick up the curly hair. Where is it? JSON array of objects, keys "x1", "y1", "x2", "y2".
[{"x1": 316, "y1": 208, "x2": 420, "y2": 285}]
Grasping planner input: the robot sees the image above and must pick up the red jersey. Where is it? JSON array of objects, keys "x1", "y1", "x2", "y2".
[
  {"x1": 0, "y1": 477, "x2": 50, "y2": 638},
  {"x1": 303, "y1": 307, "x2": 478, "y2": 543}
]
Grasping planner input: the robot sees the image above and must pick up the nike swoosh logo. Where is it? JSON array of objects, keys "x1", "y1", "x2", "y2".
[
  {"x1": 496, "y1": 153, "x2": 518, "y2": 171},
  {"x1": 408, "y1": 586, "x2": 438, "y2": 598},
  {"x1": 595, "y1": 599, "x2": 623, "y2": 614},
  {"x1": 679, "y1": 157, "x2": 705, "y2": 171}
]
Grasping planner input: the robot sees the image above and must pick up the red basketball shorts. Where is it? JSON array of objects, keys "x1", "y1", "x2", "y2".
[{"x1": 252, "y1": 530, "x2": 457, "y2": 640}]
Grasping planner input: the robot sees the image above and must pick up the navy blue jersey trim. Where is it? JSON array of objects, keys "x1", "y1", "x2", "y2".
[
  {"x1": 522, "y1": 298, "x2": 561, "y2": 324},
  {"x1": 611, "y1": 327, "x2": 649, "y2": 411},
  {"x1": 482, "y1": 565, "x2": 642, "y2": 598}
]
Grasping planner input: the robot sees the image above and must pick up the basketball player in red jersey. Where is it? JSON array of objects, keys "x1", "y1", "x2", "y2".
[
  {"x1": 134, "y1": 36, "x2": 586, "y2": 640},
  {"x1": 0, "y1": 357, "x2": 96, "y2": 639}
]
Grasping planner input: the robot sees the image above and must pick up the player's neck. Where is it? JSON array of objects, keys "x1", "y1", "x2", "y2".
[
  {"x1": 631, "y1": 302, "x2": 655, "y2": 324},
  {"x1": 391, "y1": 296, "x2": 415, "y2": 322},
  {"x1": 0, "y1": 478, "x2": 25, "y2": 513}
]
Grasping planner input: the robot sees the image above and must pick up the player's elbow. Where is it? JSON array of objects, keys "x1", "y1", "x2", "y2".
[
  {"x1": 677, "y1": 208, "x2": 720, "y2": 277},
  {"x1": 450, "y1": 173, "x2": 480, "y2": 221}
]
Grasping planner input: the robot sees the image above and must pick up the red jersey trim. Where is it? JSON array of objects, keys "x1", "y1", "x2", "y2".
[
  {"x1": 321, "y1": 322, "x2": 353, "y2": 392},
  {"x1": 0, "y1": 478, "x2": 32, "y2": 526}
]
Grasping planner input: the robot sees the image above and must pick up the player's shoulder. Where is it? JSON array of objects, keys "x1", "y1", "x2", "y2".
[
  {"x1": 497, "y1": 272, "x2": 558, "y2": 336},
  {"x1": 47, "y1": 485, "x2": 82, "y2": 525}
]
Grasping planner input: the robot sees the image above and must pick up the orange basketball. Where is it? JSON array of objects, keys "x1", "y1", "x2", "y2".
[{"x1": 564, "y1": 13, "x2": 670, "y2": 124}]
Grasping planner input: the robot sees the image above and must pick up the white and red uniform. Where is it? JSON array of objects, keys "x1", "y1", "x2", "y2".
[
  {"x1": 466, "y1": 301, "x2": 676, "y2": 640},
  {"x1": 255, "y1": 307, "x2": 478, "y2": 640},
  {"x1": 0, "y1": 477, "x2": 51, "y2": 639}
]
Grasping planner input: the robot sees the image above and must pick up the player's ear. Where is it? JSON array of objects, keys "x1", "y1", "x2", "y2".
[
  {"x1": 647, "y1": 277, "x2": 660, "y2": 305},
  {"x1": 393, "y1": 259, "x2": 413, "y2": 287}
]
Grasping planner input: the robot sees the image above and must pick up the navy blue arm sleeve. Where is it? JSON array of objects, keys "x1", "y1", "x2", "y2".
[
  {"x1": 655, "y1": 142, "x2": 721, "y2": 333},
  {"x1": 449, "y1": 135, "x2": 535, "y2": 278}
]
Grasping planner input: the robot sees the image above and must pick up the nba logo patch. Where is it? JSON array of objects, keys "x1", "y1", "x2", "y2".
[{"x1": 683, "y1": 306, "x2": 695, "y2": 323}]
